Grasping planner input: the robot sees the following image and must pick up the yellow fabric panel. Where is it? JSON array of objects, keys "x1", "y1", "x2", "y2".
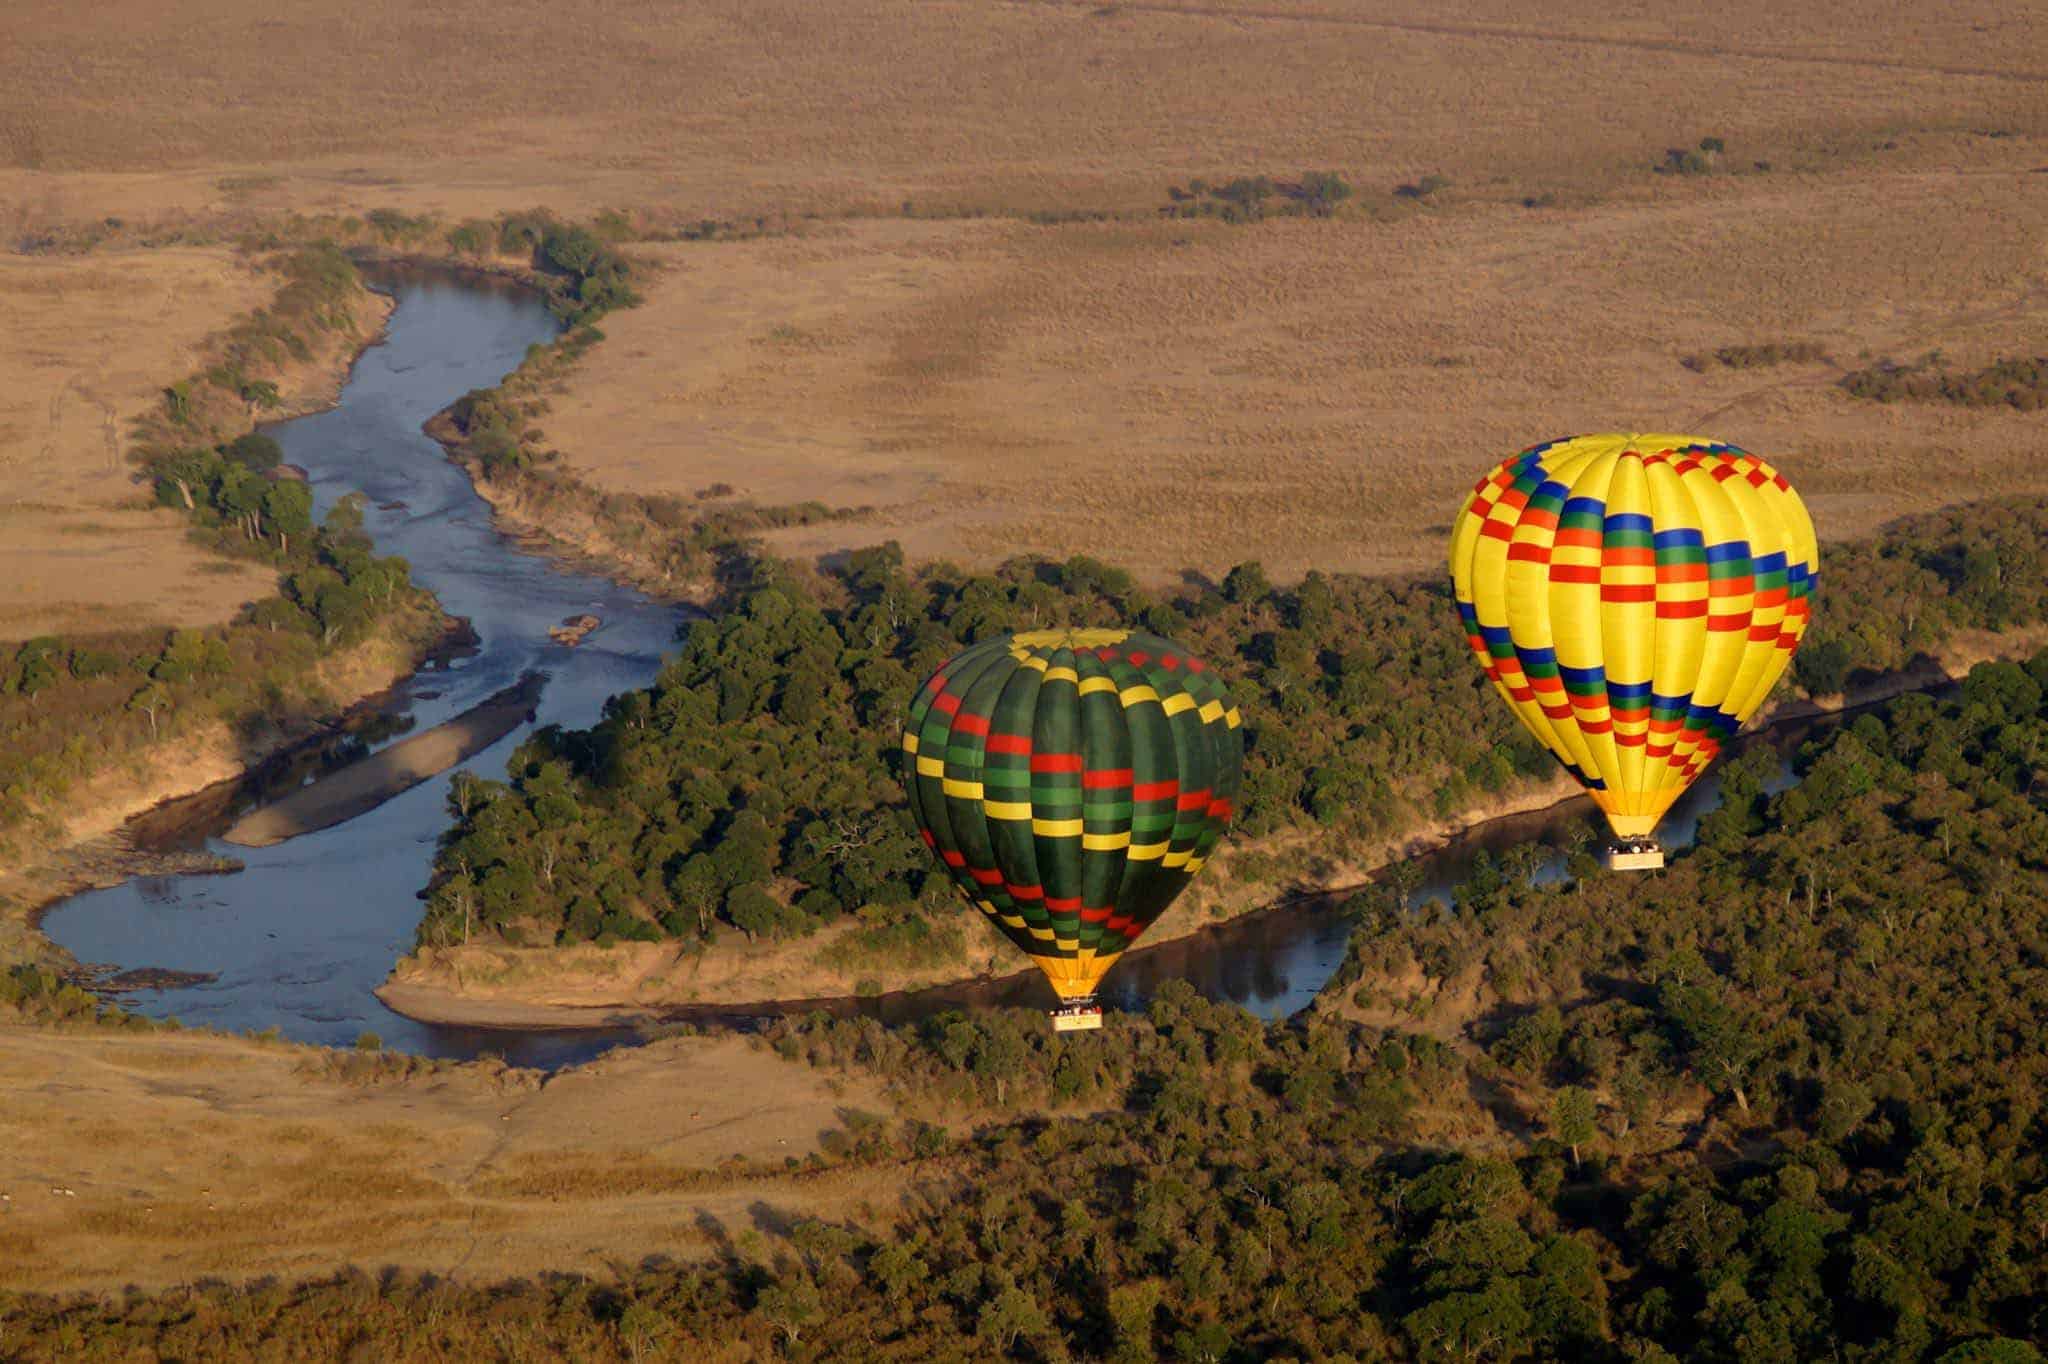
[
  {"x1": 1645, "y1": 461, "x2": 1707, "y2": 796},
  {"x1": 1118, "y1": 685, "x2": 1160, "y2": 707},
  {"x1": 1467, "y1": 470, "x2": 1575, "y2": 774},
  {"x1": 1033, "y1": 949, "x2": 1112, "y2": 999},
  {"x1": 1732, "y1": 456, "x2": 1818, "y2": 719},
  {"x1": 1077, "y1": 676, "x2": 1117, "y2": 696},
  {"x1": 1601, "y1": 453, "x2": 1656, "y2": 808},
  {"x1": 1553, "y1": 449, "x2": 1623, "y2": 799},
  {"x1": 1669, "y1": 462, "x2": 1751, "y2": 778},
  {"x1": 1160, "y1": 692, "x2": 1197, "y2": 716},
  {"x1": 1012, "y1": 627, "x2": 1131, "y2": 648},
  {"x1": 915, "y1": 755, "x2": 945, "y2": 777},
  {"x1": 1716, "y1": 466, "x2": 1784, "y2": 718}
]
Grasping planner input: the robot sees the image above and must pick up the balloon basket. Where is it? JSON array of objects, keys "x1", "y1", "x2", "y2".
[
  {"x1": 1604, "y1": 839, "x2": 1665, "y2": 872},
  {"x1": 1049, "y1": 999, "x2": 1103, "y2": 1032}
]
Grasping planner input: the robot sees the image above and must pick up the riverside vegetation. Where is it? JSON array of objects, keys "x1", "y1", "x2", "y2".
[
  {"x1": 0, "y1": 246, "x2": 435, "y2": 866},
  {"x1": 413, "y1": 496, "x2": 2048, "y2": 972},
  {"x1": 9, "y1": 666, "x2": 2048, "y2": 1359},
  {"x1": 1, "y1": 215, "x2": 647, "y2": 881}
]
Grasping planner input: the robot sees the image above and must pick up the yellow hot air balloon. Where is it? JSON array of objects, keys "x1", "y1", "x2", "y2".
[{"x1": 1449, "y1": 434, "x2": 1817, "y2": 868}]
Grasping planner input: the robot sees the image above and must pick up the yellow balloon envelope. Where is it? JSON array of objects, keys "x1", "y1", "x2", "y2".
[{"x1": 1448, "y1": 434, "x2": 1818, "y2": 844}]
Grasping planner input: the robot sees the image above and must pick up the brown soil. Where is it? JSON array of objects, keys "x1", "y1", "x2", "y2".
[
  {"x1": 0, "y1": 1020, "x2": 899, "y2": 1294},
  {"x1": 7, "y1": 3, "x2": 2046, "y2": 588},
  {"x1": 3, "y1": 0, "x2": 2043, "y2": 222}
]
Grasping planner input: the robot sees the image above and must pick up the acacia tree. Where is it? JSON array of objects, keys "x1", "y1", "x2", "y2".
[{"x1": 1551, "y1": 1086, "x2": 1596, "y2": 1169}]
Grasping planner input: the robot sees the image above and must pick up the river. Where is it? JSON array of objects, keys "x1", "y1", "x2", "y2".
[{"x1": 40, "y1": 263, "x2": 1828, "y2": 1068}]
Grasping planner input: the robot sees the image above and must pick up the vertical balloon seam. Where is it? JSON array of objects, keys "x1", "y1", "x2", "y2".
[
  {"x1": 988, "y1": 657, "x2": 1048, "y2": 945},
  {"x1": 924, "y1": 643, "x2": 1004, "y2": 931},
  {"x1": 1515, "y1": 440, "x2": 1611, "y2": 790},
  {"x1": 1559, "y1": 447, "x2": 1626, "y2": 805},
  {"x1": 1030, "y1": 644, "x2": 1088, "y2": 976},
  {"x1": 1077, "y1": 645, "x2": 1135, "y2": 975},
  {"x1": 1684, "y1": 450, "x2": 1767, "y2": 786},
  {"x1": 1471, "y1": 449, "x2": 1580, "y2": 786},
  {"x1": 1720, "y1": 460, "x2": 1792, "y2": 727}
]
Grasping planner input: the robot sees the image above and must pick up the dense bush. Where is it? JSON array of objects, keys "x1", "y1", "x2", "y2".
[
  {"x1": 1681, "y1": 340, "x2": 1829, "y2": 371},
  {"x1": 15, "y1": 657, "x2": 2048, "y2": 1363},
  {"x1": 420, "y1": 498, "x2": 2048, "y2": 960},
  {"x1": 1841, "y1": 355, "x2": 2048, "y2": 411},
  {"x1": 1160, "y1": 172, "x2": 1357, "y2": 222}
]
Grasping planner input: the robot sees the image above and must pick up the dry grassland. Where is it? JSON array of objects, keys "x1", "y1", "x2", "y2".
[
  {"x1": 4, "y1": 1, "x2": 2046, "y2": 586},
  {"x1": 546, "y1": 156, "x2": 2048, "y2": 582},
  {"x1": 0, "y1": 250, "x2": 278, "y2": 642},
  {"x1": 3, "y1": 0, "x2": 2044, "y2": 225},
  {"x1": 0, "y1": 1022, "x2": 899, "y2": 1294}
]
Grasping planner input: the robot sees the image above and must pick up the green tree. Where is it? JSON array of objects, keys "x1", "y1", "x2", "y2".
[{"x1": 1551, "y1": 1086, "x2": 1597, "y2": 1168}]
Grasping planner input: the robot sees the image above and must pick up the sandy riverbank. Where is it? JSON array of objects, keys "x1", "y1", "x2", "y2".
[
  {"x1": 221, "y1": 673, "x2": 545, "y2": 848},
  {"x1": 0, "y1": 275, "x2": 444, "y2": 961}
]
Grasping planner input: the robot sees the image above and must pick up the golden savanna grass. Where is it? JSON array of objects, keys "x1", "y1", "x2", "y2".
[
  {"x1": 0, "y1": 1022, "x2": 898, "y2": 1294},
  {"x1": 0, "y1": 251, "x2": 276, "y2": 642},
  {"x1": 548, "y1": 156, "x2": 2048, "y2": 582},
  {"x1": 4, "y1": 0, "x2": 2047, "y2": 589},
  {"x1": 3, "y1": 0, "x2": 2046, "y2": 223}
]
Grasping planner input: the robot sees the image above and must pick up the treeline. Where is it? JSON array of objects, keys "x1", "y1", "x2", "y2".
[
  {"x1": 1159, "y1": 172, "x2": 1355, "y2": 222},
  {"x1": 1792, "y1": 496, "x2": 2048, "y2": 693},
  {"x1": 414, "y1": 544, "x2": 1550, "y2": 955},
  {"x1": 13, "y1": 659, "x2": 2048, "y2": 1359},
  {"x1": 1841, "y1": 354, "x2": 2048, "y2": 411},
  {"x1": 0, "y1": 496, "x2": 429, "y2": 838},
  {"x1": 1680, "y1": 340, "x2": 1828, "y2": 372},
  {"x1": 417, "y1": 498, "x2": 2048, "y2": 964},
  {"x1": 248, "y1": 206, "x2": 646, "y2": 327}
]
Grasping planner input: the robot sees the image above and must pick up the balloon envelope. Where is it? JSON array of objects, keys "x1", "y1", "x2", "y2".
[
  {"x1": 1449, "y1": 434, "x2": 1817, "y2": 841},
  {"x1": 902, "y1": 628, "x2": 1244, "y2": 1000}
]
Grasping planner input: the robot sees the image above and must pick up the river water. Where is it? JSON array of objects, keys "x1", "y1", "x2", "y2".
[{"x1": 40, "y1": 264, "x2": 1823, "y2": 1067}]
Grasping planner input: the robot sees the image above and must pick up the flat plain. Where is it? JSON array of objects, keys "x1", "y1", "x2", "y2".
[
  {"x1": 5, "y1": 0, "x2": 2048, "y2": 590},
  {"x1": 0, "y1": 250, "x2": 276, "y2": 642},
  {"x1": 0, "y1": 1024, "x2": 897, "y2": 1294}
]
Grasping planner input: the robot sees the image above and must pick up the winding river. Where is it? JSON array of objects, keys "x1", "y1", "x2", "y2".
[{"x1": 41, "y1": 264, "x2": 1823, "y2": 1068}]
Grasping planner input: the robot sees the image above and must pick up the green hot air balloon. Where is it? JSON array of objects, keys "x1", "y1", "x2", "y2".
[{"x1": 902, "y1": 628, "x2": 1244, "y2": 1030}]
